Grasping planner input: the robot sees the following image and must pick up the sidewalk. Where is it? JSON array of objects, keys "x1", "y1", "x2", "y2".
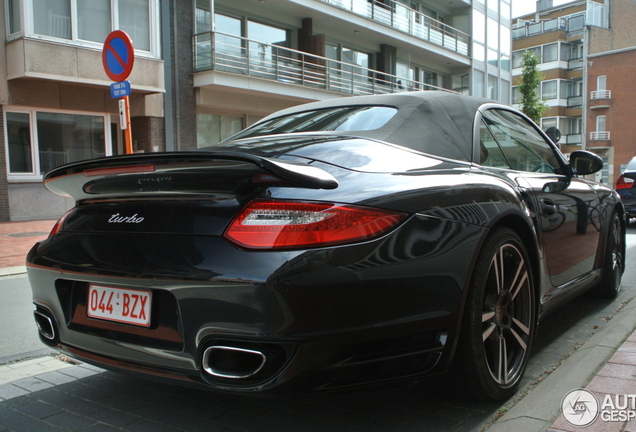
[
  {"x1": 0, "y1": 220, "x2": 56, "y2": 275},
  {"x1": 1, "y1": 219, "x2": 636, "y2": 431}
]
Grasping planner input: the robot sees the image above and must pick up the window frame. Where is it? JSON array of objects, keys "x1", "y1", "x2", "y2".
[
  {"x1": 4, "y1": 106, "x2": 113, "y2": 182},
  {"x1": 8, "y1": 0, "x2": 160, "y2": 58},
  {"x1": 476, "y1": 106, "x2": 565, "y2": 175}
]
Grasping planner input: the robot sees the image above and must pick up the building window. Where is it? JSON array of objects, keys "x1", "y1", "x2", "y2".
[
  {"x1": 33, "y1": 0, "x2": 71, "y2": 39},
  {"x1": 596, "y1": 115, "x2": 606, "y2": 132},
  {"x1": 473, "y1": 70, "x2": 485, "y2": 97},
  {"x1": 5, "y1": 108, "x2": 109, "y2": 179},
  {"x1": 542, "y1": 80, "x2": 558, "y2": 100},
  {"x1": 6, "y1": 112, "x2": 32, "y2": 173},
  {"x1": 488, "y1": 74, "x2": 498, "y2": 100},
  {"x1": 197, "y1": 113, "x2": 244, "y2": 148},
  {"x1": 473, "y1": 10, "x2": 485, "y2": 44},
  {"x1": 7, "y1": 0, "x2": 22, "y2": 34},
  {"x1": 14, "y1": 0, "x2": 159, "y2": 56},
  {"x1": 512, "y1": 86, "x2": 520, "y2": 104},
  {"x1": 597, "y1": 75, "x2": 606, "y2": 91},
  {"x1": 543, "y1": 43, "x2": 558, "y2": 62}
]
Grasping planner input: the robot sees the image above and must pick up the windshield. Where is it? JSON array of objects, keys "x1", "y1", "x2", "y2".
[{"x1": 230, "y1": 106, "x2": 397, "y2": 140}]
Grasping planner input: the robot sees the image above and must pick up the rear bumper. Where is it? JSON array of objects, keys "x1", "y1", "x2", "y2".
[{"x1": 26, "y1": 219, "x2": 483, "y2": 393}]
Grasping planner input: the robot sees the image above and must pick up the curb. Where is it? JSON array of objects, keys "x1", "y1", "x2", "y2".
[
  {"x1": 0, "y1": 266, "x2": 27, "y2": 277},
  {"x1": 486, "y1": 297, "x2": 636, "y2": 431}
]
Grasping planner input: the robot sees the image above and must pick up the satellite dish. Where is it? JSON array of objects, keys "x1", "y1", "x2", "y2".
[{"x1": 545, "y1": 127, "x2": 562, "y2": 144}]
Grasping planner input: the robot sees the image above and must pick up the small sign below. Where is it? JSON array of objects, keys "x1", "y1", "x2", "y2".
[{"x1": 110, "y1": 80, "x2": 131, "y2": 98}]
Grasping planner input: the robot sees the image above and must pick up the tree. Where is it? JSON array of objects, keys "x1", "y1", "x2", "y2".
[{"x1": 518, "y1": 50, "x2": 548, "y2": 124}]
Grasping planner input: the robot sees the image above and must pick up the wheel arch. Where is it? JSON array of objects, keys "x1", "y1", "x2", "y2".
[{"x1": 448, "y1": 212, "x2": 542, "y2": 364}]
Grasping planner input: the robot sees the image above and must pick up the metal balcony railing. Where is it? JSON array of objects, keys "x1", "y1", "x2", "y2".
[
  {"x1": 591, "y1": 90, "x2": 611, "y2": 100},
  {"x1": 320, "y1": 0, "x2": 469, "y2": 56},
  {"x1": 193, "y1": 32, "x2": 449, "y2": 96},
  {"x1": 590, "y1": 131, "x2": 610, "y2": 140}
]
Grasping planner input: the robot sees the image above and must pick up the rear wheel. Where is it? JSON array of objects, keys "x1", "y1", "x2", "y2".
[
  {"x1": 593, "y1": 211, "x2": 624, "y2": 299},
  {"x1": 451, "y1": 227, "x2": 535, "y2": 400}
]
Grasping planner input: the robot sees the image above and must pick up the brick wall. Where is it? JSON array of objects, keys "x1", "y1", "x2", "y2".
[
  {"x1": 0, "y1": 108, "x2": 10, "y2": 221},
  {"x1": 166, "y1": 0, "x2": 197, "y2": 151},
  {"x1": 587, "y1": 49, "x2": 636, "y2": 182},
  {"x1": 131, "y1": 116, "x2": 166, "y2": 153}
]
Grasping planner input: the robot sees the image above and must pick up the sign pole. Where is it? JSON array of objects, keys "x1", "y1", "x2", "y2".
[
  {"x1": 123, "y1": 96, "x2": 133, "y2": 154},
  {"x1": 102, "y1": 30, "x2": 135, "y2": 155}
]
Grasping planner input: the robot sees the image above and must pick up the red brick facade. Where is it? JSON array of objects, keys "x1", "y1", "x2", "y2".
[{"x1": 587, "y1": 48, "x2": 636, "y2": 181}]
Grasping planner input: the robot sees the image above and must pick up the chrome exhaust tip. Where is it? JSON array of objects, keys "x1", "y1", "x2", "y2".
[
  {"x1": 202, "y1": 345, "x2": 267, "y2": 379},
  {"x1": 33, "y1": 310, "x2": 56, "y2": 341}
]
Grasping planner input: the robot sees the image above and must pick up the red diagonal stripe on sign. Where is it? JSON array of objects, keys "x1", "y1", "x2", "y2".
[{"x1": 107, "y1": 41, "x2": 128, "y2": 70}]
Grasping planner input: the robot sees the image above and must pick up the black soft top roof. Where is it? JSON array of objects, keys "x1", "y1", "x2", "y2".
[{"x1": 251, "y1": 91, "x2": 494, "y2": 162}]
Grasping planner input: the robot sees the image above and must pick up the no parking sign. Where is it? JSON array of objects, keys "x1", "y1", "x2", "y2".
[
  {"x1": 102, "y1": 30, "x2": 134, "y2": 154},
  {"x1": 102, "y1": 30, "x2": 135, "y2": 82}
]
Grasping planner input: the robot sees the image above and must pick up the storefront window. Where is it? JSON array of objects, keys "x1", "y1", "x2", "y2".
[
  {"x1": 6, "y1": 110, "x2": 108, "y2": 177},
  {"x1": 36, "y1": 113, "x2": 105, "y2": 173},
  {"x1": 197, "y1": 113, "x2": 244, "y2": 147},
  {"x1": 6, "y1": 112, "x2": 32, "y2": 173}
]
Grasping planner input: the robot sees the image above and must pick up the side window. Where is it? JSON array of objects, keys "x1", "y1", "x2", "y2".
[
  {"x1": 482, "y1": 109, "x2": 561, "y2": 173},
  {"x1": 479, "y1": 120, "x2": 510, "y2": 169}
]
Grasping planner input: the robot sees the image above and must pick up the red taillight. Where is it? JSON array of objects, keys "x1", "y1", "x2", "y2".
[
  {"x1": 224, "y1": 200, "x2": 408, "y2": 250},
  {"x1": 616, "y1": 176, "x2": 635, "y2": 190},
  {"x1": 49, "y1": 208, "x2": 74, "y2": 237}
]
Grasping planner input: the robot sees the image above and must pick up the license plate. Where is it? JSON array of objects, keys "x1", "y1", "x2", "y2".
[{"x1": 87, "y1": 285, "x2": 151, "y2": 327}]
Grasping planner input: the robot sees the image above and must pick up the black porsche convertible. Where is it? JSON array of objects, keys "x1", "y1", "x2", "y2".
[{"x1": 27, "y1": 91, "x2": 625, "y2": 400}]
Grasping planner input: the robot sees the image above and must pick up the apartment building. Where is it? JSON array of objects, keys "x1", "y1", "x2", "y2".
[
  {"x1": 0, "y1": 0, "x2": 165, "y2": 221},
  {"x1": 512, "y1": 0, "x2": 636, "y2": 185},
  {"x1": 1, "y1": 0, "x2": 514, "y2": 221},
  {"x1": 191, "y1": 0, "x2": 514, "y2": 148}
]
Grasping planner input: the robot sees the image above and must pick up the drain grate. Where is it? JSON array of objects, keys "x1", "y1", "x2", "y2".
[{"x1": 4, "y1": 232, "x2": 50, "y2": 238}]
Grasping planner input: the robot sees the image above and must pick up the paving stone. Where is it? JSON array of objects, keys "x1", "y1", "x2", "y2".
[
  {"x1": 11, "y1": 377, "x2": 55, "y2": 392},
  {"x1": 0, "y1": 384, "x2": 29, "y2": 401}
]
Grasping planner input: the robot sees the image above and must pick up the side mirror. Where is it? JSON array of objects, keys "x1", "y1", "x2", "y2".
[{"x1": 569, "y1": 150, "x2": 603, "y2": 175}]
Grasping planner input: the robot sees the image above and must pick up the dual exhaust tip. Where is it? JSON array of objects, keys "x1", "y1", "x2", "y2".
[
  {"x1": 33, "y1": 309, "x2": 58, "y2": 344},
  {"x1": 202, "y1": 345, "x2": 267, "y2": 379},
  {"x1": 34, "y1": 310, "x2": 274, "y2": 381}
]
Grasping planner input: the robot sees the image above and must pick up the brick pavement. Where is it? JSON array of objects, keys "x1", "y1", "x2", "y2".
[{"x1": 0, "y1": 220, "x2": 56, "y2": 270}]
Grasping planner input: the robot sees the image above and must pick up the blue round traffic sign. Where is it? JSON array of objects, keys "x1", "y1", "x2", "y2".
[{"x1": 102, "y1": 30, "x2": 135, "y2": 82}]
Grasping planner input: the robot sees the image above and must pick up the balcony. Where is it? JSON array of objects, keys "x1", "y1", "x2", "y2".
[
  {"x1": 565, "y1": 133, "x2": 582, "y2": 145},
  {"x1": 590, "y1": 131, "x2": 610, "y2": 141},
  {"x1": 568, "y1": 58, "x2": 583, "y2": 70},
  {"x1": 320, "y1": 0, "x2": 469, "y2": 56},
  {"x1": 567, "y1": 95, "x2": 583, "y2": 108},
  {"x1": 194, "y1": 32, "x2": 446, "y2": 96},
  {"x1": 591, "y1": 90, "x2": 611, "y2": 99}
]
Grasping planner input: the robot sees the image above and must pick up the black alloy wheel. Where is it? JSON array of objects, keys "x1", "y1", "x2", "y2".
[
  {"x1": 451, "y1": 227, "x2": 535, "y2": 400},
  {"x1": 594, "y1": 211, "x2": 624, "y2": 299}
]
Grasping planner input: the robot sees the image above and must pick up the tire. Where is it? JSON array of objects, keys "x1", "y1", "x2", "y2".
[
  {"x1": 451, "y1": 227, "x2": 535, "y2": 400},
  {"x1": 593, "y1": 211, "x2": 624, "y2": 299}
]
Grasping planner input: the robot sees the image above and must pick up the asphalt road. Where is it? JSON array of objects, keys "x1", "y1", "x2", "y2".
[
  {"x1": 1, "y1": 225, "x2": 636, "y2": 431},
  {"x1": 0, "y1": 274, "x2": 53, "y2": 363}
]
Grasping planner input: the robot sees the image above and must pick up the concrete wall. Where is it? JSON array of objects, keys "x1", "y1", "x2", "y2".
[{"x1": 8, "y1": 183, "x2": 72, "y2": 221}]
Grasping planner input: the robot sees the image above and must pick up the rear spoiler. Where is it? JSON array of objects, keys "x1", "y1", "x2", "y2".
[{"x1": 44, "y1": 151, "x2": 338, "y2": 201}]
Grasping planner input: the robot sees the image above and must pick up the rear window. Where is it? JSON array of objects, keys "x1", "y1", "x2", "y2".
[
  {"x1": 626, "y1": 157, "x2": 636, "y2": 171},
  {"x1": 230, "y1": 106, "x2": 397, "y2": 140}
]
